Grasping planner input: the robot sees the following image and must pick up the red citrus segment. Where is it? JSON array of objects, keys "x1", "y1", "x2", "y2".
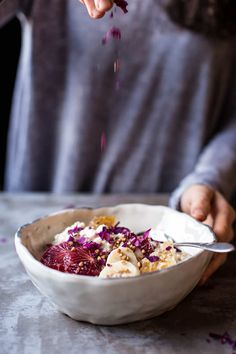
[{"x1": 40, "y1": 242, "x2": 101, "y2": 276}]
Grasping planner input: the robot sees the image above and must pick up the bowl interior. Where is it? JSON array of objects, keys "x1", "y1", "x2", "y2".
[{"x1": 16, "y1": 204, "x2": 215, "y2": 262}]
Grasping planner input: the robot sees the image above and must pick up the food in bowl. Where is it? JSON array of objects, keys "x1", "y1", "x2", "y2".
[
  {"x1": 15, "y1": 204, "x2": 215, "y2": 325},
  {"x1": 40, "y1": 215, "x2": 189, "y2": 278}
]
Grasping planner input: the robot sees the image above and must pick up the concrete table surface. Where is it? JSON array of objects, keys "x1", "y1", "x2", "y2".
[{"x1": 0, "y1": 193, "x2": 235, "y2": 354}]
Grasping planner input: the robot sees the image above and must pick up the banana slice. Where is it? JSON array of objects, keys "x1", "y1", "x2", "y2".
[
  {"x1": 140, "y1": 257, "x2": 177, "y2": 273},
  {"x1": 107, "y1": 247, "x2": 139, "y2": 267},
  {"x1": 99, "y1": 260, "x2": 140, "y2": 278},
  {"x1": 140, "y1": 258, "x2": 159, "y2": 273}
]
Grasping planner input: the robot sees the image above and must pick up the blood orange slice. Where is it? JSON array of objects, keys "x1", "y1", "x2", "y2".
[{"x1": 41, "y1": 242, "x2": 101, "y2": 276}]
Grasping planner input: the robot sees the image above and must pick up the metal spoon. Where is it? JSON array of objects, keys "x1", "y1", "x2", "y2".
[
  {"x1": 172, "y1": 241, "x2": 235, "y2": 253},
  {"x1": 163, "y1": 233, "x2": 235, "y2": 253},
  {"x1": 137, "y1": 231, "x2": 235, "y2": 253}
]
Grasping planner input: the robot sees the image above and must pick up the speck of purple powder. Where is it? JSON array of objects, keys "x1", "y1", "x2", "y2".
[
  {"x1": 101, "y1": 131, "x2": 107, "y2": 152},
  {"x1": 102, "y1": 26, "x2": 122, "y2": 45},
  {"x1": 115, "y1": 79, "x2": 122, "y2": 90},
  {"x1": 208, "y1": 332, "x2": 236, "y2": 352}
]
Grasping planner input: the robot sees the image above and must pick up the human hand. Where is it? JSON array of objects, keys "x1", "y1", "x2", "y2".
[
  {"x1": 180, "y1": 184, "x2": 235, "y2": 285},
  {"x1": 79, "y1": 0, "x2": 113, "y2": 19}
]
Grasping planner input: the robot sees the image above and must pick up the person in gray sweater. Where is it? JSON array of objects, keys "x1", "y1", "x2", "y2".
[{"x1": 0, "y1": 0, "x2": 235, "y2": 283}]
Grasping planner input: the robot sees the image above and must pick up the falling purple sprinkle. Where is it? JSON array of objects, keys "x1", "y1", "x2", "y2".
[
  {"x1": 115, "y1": 79, "x2": 122, "y2": 90},
  {"x1": 102, "y1": 27, "x2": 121, "y2": 45},
  {"x1": 101, "y1": 131, "x2": 107, "y2": 152},
  {"x1": 0, "y1": 237, "x2": 7, "y2": 244}
]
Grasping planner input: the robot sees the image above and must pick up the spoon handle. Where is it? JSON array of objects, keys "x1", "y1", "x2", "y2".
[{"x1": 174, "y1": 242, "x2": 235, "y2": 253}]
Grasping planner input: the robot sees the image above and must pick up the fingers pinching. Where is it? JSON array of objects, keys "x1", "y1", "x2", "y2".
[
  {"x1": 83, "y1": 0, "x2": 105, "y2": 18},
  {"x1": 82, "y1": 0, "x2": 113, "y2": 18},
  {"x1": 94, "y1": 0, "x2": 113, "y2": 11}
]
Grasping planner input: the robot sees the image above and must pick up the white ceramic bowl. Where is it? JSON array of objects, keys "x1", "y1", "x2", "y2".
[{"x1": 15, "y1": 204, "x2": 215, "y2": 325}]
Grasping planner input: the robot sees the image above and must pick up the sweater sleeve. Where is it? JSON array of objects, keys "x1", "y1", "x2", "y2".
[
  {"x1": 0, "y1": 0, "x2": 20, "y2": 27},
  {"x1": 0, "y1": 0, "x2": 32, "y2": 27},
  {"x1": 170, "y1": 46, "x2": 236, "y2": 209}
]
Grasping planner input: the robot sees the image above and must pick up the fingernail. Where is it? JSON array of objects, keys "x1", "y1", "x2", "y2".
[
  {"x1": 97, "y1": 0, "x2": 111, "y2": 10},
  {"x1": 95, "y1": 0, "x2": 100, "y2": 9},
  {"x1": 97, "y1": 0, "x2": 103, "y2": 10},
  {"x1": 90, "y1": 9, "x2": 100, "y2": 18},
  {"x1": 191, "y1": 208, "x2": 206, "y2": 220}
]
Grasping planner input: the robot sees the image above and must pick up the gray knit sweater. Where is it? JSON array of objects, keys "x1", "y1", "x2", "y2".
[{"x1": 1, "y1": 0, "x2": 236, "y2": 207}]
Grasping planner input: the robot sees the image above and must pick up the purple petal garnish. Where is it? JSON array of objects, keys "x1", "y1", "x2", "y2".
[
  {"x1": 68, "y1": 226, "x2": 83, "y2": 235},
  {"x1": 148, "y1": 255, "x2": 160, "y2": 262}
]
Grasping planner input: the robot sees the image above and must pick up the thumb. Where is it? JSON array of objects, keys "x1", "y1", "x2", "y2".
[{"x1": 181, "y1": 185, "x2": 214, "y2": 221}]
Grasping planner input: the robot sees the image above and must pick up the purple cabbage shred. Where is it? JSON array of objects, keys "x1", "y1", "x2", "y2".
[
  {"x1": 148, "y1": 255, "x2": 160, "y2": 263},
  {"x1": 68, "y1": 226, "x2": 83, "y2": 235},
  {"x1": 114, "y1": 0, "x2": 128, "y2": 13},
  {"x1": 98, "y1": 227, "x2": 112, "y2": 242}
]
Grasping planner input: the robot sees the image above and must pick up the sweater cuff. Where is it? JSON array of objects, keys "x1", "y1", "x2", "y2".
[{"x1": 169, "y1": 173, "x2": 221, "y2": 210}]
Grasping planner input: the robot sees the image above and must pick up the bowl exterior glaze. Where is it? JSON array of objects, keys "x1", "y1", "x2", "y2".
[{"x1": 15, "y1": 204, "x2": 214, "y2": 325}]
